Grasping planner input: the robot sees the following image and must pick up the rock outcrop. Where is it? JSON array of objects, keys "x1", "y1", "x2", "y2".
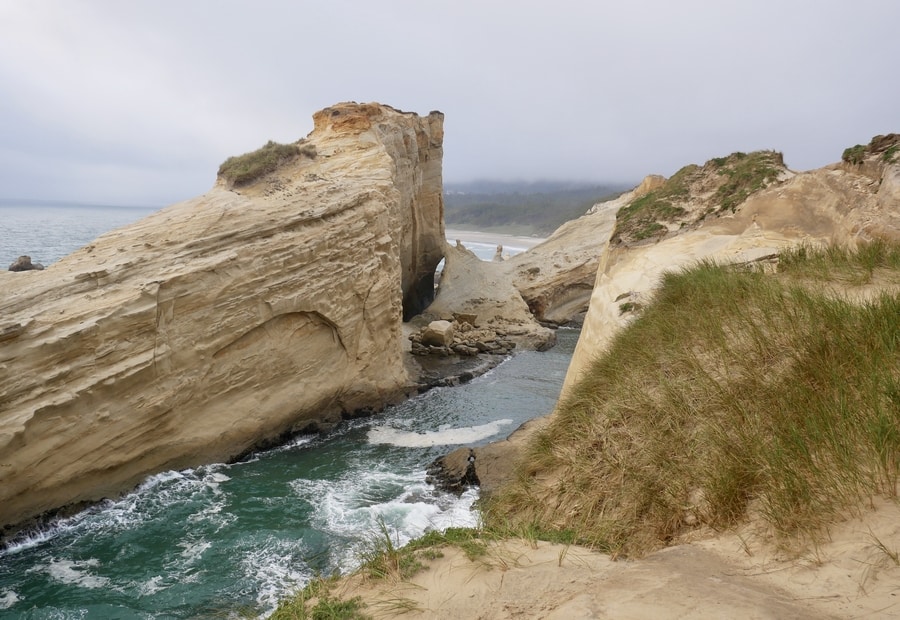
[
  {"x1": 0, "y1": 102, "x2": 445, "y2": 530},
  {"x1": 499, "y1": 176, "x2": 668, "y2": 326},
  {"x1": 563, "y1": 141, "x2": 900, "y2": 396},
  {"x1": 8, "y1": 255, "x2": 44, "y2": 271},
  {"x1": 421, "y1": 241, "x2": 556, "y2": 351}
]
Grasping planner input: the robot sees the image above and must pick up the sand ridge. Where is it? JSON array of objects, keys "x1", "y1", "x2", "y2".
[{"x1": 332, "y1": 497, "x2": 900, "y2": 618}]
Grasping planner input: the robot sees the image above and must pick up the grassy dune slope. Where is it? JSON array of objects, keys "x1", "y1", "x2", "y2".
[{"x1": 486, "y1": 240, "x2": 900, "y2": 557}]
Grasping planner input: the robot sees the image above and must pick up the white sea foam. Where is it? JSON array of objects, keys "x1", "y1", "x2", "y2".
[
  {"x1": 367, "y1": 419, "x2": 514, "y2": 447},
  {"x1": 0, "y1": 590, "x2": 19, "y2": 610},
  {"x1": 239, "y1": 539, "x2": 311, "y2": 615},
  {"x1": 179, "y1": 539, "x2": 212, "y2": 564},
  {"x1": 138, "y1": 575, "x2": 167, "y2": 596},
  {"x1": 289, "y1": 466, "x2": 479, "y2": 573},
  {"x1": 42, "y1": 558, "x2": 110, "y2": 589}
]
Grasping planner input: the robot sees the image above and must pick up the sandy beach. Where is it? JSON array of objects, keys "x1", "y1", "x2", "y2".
[
  {"x1": 331, "y1": 496, "x2": 900, "y2": 618},
  {"x1": 445, "y1": 228, "x2": 546, "y2": 253}
]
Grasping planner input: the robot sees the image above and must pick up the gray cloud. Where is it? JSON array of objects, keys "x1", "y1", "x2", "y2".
[{"x1": 0, "y1": 0, "x2": 897, "y2": 206}]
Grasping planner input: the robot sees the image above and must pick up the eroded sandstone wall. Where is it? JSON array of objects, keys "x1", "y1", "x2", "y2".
[
  {"x1": 561, "y1": 160, "x2": 900, "y2": 398},
  {"x1": 0, "y1": 102, "x2": 445, "y2": 529}
]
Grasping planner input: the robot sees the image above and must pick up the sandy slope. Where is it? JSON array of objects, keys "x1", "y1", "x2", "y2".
[{"x1": 333, "y1": 497, "x2": 900, "y2": 619}]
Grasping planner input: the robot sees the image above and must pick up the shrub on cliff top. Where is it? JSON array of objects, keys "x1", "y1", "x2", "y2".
[
  {"x1": 842, "y1": 144, "x2": 867, "y2": 165},
  {"x1": 612, "y1": 164, "x2": 697, "y2": 243},
  {"x1": 218, "y1": 140, "x2": 311, "y2": 187},
  {"x1": 711, "y1": 150, "x2": 784, "y2": 212},
  {"x1": 485, "y1": 239, "x2": 900, "y2": 557},
  {"x1": 842, "y1": 134, "x2": 900, "y2": 166},
  {"x1": 612, "y1": 150, "x2": 785, "y2": 244}
]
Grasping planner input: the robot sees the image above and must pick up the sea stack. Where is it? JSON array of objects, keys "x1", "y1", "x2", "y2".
[{"x1": 0, "y1": 102, "x2": 445, "y2": 530}]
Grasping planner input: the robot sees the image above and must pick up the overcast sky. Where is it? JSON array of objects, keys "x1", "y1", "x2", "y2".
[{"x1": 0, "y1": 1, "x2": 897, "y2": 206}]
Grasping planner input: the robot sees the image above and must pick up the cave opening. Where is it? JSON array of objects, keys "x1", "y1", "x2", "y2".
[{"x1": 402, "y1": 270, "x2": 437, "y2": 321}]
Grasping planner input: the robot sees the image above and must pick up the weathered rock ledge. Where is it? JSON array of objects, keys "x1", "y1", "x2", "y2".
[{"x1": 0, "y1": 102, "x2": 446, "y2": 530}]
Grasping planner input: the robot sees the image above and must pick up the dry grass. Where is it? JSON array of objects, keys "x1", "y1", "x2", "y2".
[
  {"x1": 218, "y1": 139, "x2": 314, "y2": 187},
  {"x1": 485, "y1": 239, "x2": 900, "y2": 557}
]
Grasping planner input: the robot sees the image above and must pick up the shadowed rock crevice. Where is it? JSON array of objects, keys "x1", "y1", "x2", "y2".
[{"x1": 402, "y1": 271, "x2": 437, "y2": 320}]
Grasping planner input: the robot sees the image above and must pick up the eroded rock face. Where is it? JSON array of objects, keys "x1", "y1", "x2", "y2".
[
  {"x1": 563, "y1": 157, "x2": 900, "y2": 397},
  {"x1": 424, "y1": 241, "x2": 555, "y2": 351},
  {"x1": 0, "y1": 102, "x2": 445, "y2": 529}
]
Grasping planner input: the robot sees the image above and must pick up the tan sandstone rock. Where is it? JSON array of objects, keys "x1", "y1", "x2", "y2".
[
  {"x1": 0, "y1": 102, "x2": 445, "y2": 529},
  {"x1": 425, "y1": 241, "x2": 555, "y2": 351},
  {"x1": 563, "y1": 154, "x2": 900, "y2": 396},
  {"x1": 420, "y1": 320, "x2": 455, "y2": 347}
]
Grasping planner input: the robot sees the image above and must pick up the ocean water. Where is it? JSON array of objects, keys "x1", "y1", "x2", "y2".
[
  {"x1": 0, "y1": 202, "x2": 158, "y2": 268},
  {"x1": 0, "y1": 204, "x2": 577, "y2": 618}
]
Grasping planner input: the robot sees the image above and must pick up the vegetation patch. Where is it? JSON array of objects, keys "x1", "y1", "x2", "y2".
[
  {"x1": 842, "y1": 134, "x2": 900, "y2": 166},
  {"x1": 842, "y1": 144, "x2": 867, "y2": 165},
  {"x1": 268, "y1": 576, "x2": 370, "y2": 620},
  {"x1": 218, "y1": 139, "x2": 313, "y2": 187},
  {"x1": 618, "y1": 301, "x2": 642, "y2": 315},
  {"x1": 485, "y1": 239, "x2": 900, "y2": 557},
  {"x1": 612, "y1": 151, "x2": 786, "y2": 244},
  {"x1": 612, "y1": 164, "x2": 697, "y2": 243},
  {"x1": 711, "y1": 151, "x2": 784, "y2": 212}
]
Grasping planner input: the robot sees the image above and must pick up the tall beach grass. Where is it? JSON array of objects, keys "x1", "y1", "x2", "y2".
[{"x1": 486, "y1": 240, "x2": 900, "y2": 557}]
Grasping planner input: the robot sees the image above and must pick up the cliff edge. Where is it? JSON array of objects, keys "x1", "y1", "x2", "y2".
[{"x1": 0, "y1": 102, "x2": 445, "y2": 530}]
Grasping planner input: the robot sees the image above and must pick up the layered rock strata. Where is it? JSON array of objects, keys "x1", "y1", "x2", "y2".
[{"x1": 0, "y1": 102, "x2": 445, "y2": 530}]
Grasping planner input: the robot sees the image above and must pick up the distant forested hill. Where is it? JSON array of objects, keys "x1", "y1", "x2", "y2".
[{"x1": 443, "y1": 180, "x2": 631, "y2": 235}]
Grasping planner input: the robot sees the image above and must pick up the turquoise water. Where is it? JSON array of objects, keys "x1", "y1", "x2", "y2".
[
  {"x1": 0, "y1": 330, "x2": 578, "y2": 618},
  {"x1": 0, "y1": 204, "x2": 577, "y2": 618}
]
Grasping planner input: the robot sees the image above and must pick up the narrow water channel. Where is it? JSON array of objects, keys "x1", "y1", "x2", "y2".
[{"x1": 0, "y1": 330, "x2": 579, "y2": 619}]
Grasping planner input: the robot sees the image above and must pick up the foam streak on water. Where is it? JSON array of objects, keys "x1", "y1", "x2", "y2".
[{"x1": 367, "y1": 419, "x2": 514, "y2": 447}]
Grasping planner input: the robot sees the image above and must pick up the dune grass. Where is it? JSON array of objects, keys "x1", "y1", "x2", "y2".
[
  {"x1": 264, "y1": 523, "x2": 495, "y2": 618},
  {"x1": 267, "y1": 575, "x2": 369, "y2": 620},
  {"x1": 484, "y1": 239, "x2": 900, "y2": 557},
  {"x1": 218, "y1": 139, "x2": 315, "y2": 187}
]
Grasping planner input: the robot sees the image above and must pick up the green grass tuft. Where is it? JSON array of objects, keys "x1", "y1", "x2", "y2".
[
  {"x1": 218, "y1": 140, "x2": 313, "y2": 187},
  {"x1": 711, "y1": 150, "x2": 784, "y2": 213},
  {"x1": 486, "y1": 239, "x2": 900, "y2": 557},
  {"x1": 268, "y1": 576, "x2": 370, "y2": 620},
  {"x1": 613, "y1": 164, "x2": 696, "y2": 243},
  {"x1": 842, "y1": 144, "x2": 867, "y2": 165}
]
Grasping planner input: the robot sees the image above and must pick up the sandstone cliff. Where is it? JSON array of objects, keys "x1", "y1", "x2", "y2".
[
  {"x1": 563, "y1": 137, "x2": 900, "y2": 395},
  {"x1": 0, "y1": 102, "x2": 445, "y2": 530}
]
